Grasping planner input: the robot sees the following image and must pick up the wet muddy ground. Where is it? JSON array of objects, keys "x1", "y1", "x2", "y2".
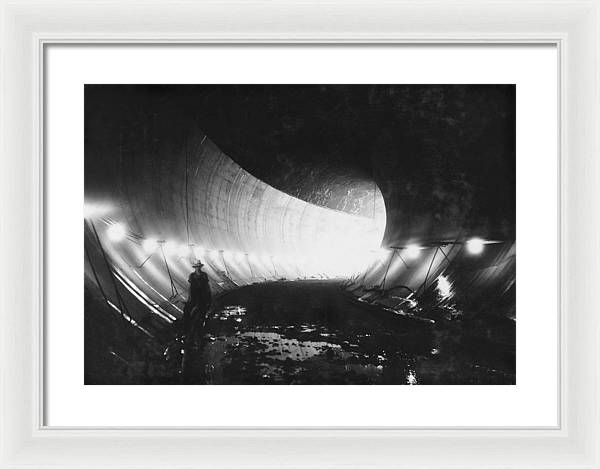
[
  {"x1": 180, "y1": 280, "x2": 515, "y2": 385},
  {"x1": 85, "y1": 279, "x2": 515, "y2": 385}
]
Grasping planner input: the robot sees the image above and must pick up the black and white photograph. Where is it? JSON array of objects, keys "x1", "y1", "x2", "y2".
[{"x1": 84, "y1": 84, "x2": 516, "y2": 385}]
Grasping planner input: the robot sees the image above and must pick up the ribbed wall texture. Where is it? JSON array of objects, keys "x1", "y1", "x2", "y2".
[{"x1": 85, "y1": 135, "x2": 387, "y2": 326}]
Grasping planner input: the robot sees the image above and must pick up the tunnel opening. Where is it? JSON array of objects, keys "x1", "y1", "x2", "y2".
[{"x1": 85, "y1": 133, "x2": 388, "y2": 295}]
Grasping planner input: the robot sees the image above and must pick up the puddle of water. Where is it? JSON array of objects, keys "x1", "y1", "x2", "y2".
[{"x1": 145, "y1": 280, "x2": 515, "y2": 385}]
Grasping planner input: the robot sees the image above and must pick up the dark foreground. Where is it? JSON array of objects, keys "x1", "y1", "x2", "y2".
[{"x1": 85, "y1": 279, "x2": 515, "y2": 385}]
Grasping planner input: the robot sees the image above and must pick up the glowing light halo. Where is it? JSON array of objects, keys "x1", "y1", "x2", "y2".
[
  {"x1": 466, "y1": 237, "x2": 485, "y2": 255},
  {"x1": 192, "y1": 246, "x2": 204, "y2": 259},
  {"x1": 142, "y1": 238, "x2": 158, "y2": 254},
  {"x1": 84, "y1": 202, "x2": 112, "y2": 219},
  {"x1": 374, "y1": 248, "x2": 389, "y2": 263},
  {"x1": 163, "y1": 240, "x2": 177, "y2": 255},
  {"x1": 404, "y1": 244, "x2": 422, "y2": 260},
  {"x1": 106, "y1": 223, "x2": 126, "y2": 242},
  {"x1": 178, "y1": 243, "x2": 191, "y2": 258}
]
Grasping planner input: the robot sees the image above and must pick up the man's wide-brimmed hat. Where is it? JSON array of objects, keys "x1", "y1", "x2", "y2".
[{"x1": 192, "y1": 260, "x2": 204, "y2": 268}]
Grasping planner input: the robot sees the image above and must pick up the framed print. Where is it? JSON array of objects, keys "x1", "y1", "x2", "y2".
[
  {"x1": 82, "y1": 83, "x2": 518, "y2": 388},
  {"x1": 1, "y1": 1, "x2": 599, "y2": 468},
  {"x1": 46, "y1": 45, "x2": 558, "y2": 428}
]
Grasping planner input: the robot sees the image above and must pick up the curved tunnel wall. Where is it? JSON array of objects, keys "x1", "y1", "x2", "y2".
[{"x1": 85, "y1": 134, "x2": 387, "y2": 326}]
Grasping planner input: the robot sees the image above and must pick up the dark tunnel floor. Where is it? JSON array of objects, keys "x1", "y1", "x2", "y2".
[{"x1": 85, "y1": 280, "x2": 516, "y2": 385}]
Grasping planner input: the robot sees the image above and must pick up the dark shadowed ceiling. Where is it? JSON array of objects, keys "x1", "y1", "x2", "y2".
[{"x1": 85, "y1": 84, "x2": 515, "y2": 246}]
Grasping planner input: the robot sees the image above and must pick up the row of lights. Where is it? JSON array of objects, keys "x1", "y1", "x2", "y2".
[
  {"x1": 107, "y1": 221, "x2": 489, "y2": 271},
  {"x1": 401, "y1": 237, "x2": 486, "y2": 260},
  {"x1": 107, "y1": 222, "x2": 306, "y2": 266}
]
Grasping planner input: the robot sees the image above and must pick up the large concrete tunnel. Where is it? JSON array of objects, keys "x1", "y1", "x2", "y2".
[
  {"x1": 84, "y1": 85, "x2": 516, "y2": 384},
  {"x1": 85, "y1": 133, "x2": 387, "y2": 326}
]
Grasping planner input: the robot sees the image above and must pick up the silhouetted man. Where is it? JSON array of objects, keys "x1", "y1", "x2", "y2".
[{"x1": 183, "y1": 260, "x2": 212, "y2": 339}]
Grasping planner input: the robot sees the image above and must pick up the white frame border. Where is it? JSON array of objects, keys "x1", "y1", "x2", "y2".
[{"x1": 1, "y1": 1, "x2": 598, "y2": 467}]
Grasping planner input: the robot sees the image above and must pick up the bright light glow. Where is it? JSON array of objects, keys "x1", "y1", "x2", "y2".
[
  {"x1": 376, "y1": 249, "x2": 389, "y2": 262},
  {"x1": 436, "y1": 274, "x2": 453, "y2": 299},
  {"x1": 162, "y1": 240, "x2": 177, "y2": 255},
  {"x1": 106, "y1": 223, "x2": 126, "y2": 242},
  {"x1": 235, "y1": 252, "x2": 245, "y2": 261},
  {"x1": 142, "y1": 238, "x2": 157, "y2": 254},
  {"x1": 178, "y1": 244, "x2": 191, "y2": 258},
  {"x1": 192, "y1": 246, "x2": 204, "y2": 258},
  {"x1": 405, "y1": 244, "x2": 421, "y2": 260},
  {"x1": 466, "y1": 237, "x2": 485, "y2": 255},
  {"x1": 249, "y1": 186, "x2": 386, "y2": 278},
  {"x1": 84, "y1": 202, "x2": 112, "y2": 219}
]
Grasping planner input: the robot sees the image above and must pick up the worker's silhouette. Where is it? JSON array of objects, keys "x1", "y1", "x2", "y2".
[
  {"x1": 183, "y1": 260, "x2": 212, "y2": 340},
  {"x1": 179, "y1": 260, "x2": 212, "y2": 383}
]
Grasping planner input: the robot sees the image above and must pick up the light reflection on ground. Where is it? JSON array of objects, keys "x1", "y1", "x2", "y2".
[
  {"x1": 178, "y1": 280, "x2": 515, "y2": 385},
  {"x1": 201, "y1": 326, "x2": 388, "y2": 384},
  {"x1": 84, "y1": 278, "x2": 515, "y2": 385}
]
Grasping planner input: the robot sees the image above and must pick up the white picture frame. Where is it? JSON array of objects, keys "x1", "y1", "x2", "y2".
[{"x1": 1, "y1": 0, "x2": 598, "y2": 467}]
